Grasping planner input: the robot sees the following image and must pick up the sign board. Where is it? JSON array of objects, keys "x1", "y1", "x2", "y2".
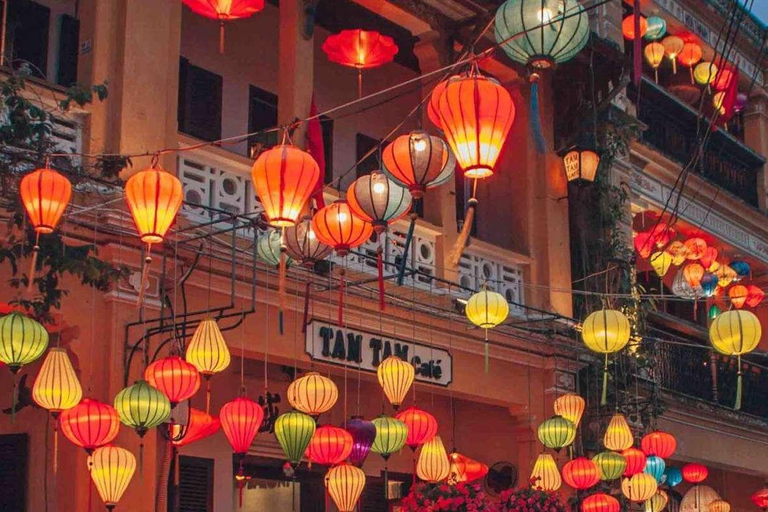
[{"x1": 304, "y1": 320, "x2": 452, "y2": 387}]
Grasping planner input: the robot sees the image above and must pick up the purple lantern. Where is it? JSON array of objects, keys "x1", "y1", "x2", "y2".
[
  {"x1": 344, "y1": 416, "x2": 377, "y2": 466},
  {"x1": 735, "y1": 92, "x2": 748, "y2": 113}
]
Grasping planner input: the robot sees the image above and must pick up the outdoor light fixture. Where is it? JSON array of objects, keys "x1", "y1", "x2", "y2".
[{"x1": 562, "y1": 145, "x2": 601, "y2": 183}]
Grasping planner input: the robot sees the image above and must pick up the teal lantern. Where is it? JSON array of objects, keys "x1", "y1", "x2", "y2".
[
  {"x1": 0, "y1": 313, "x2": 49, "y2": 374},
  {"x1": 644, "y1": 455, "x2": 666, "y2": 483},
  {"x1": 701, "y1": 273, "x2": 718, "y2": 297},
  {"x1": 371, "y1": 415, "x2": 408, "y2": 460},
  {"x1": 645, "y1": 16, "x2": 667, "y2": 41},
  {"x1": 114, "y1": 380, "x2": 171, "y2": 437},
  {"x1": 708, "y1": 304, "x2": 722, "y2": 321},
  {"x1": 664, "y1": 466, "x2": 683, "y2": 487},
  {"x1": 274, "y1": 411, "x2": 316, "y2": 467},
  {"x1": 257, "y1": 229, "x2": 292, "y2": 267}
]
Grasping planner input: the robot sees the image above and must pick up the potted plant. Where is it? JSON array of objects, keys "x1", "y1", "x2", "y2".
[
  {"x1": 401, "y1": 482, "x2": 494, "y2": 511},
  {"x1": 497, "y1": 483, "x2": 568, "y2": 512}
]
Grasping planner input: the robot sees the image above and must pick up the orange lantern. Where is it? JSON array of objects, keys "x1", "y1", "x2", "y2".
[
  {"x1": 144, "y1": 355, "x2": 201, "y2": 407},
  {"x1": 562, "y1": 457, "x2": 601, "y2": 490},
  {"x1": 640, "y1": 431, "x2": 676, "y2": 458},
  {"x1": 448, "y1": 452, "x2": 488, "y2": 484},
  {"x1": 582, "y1": 493, "x2": 619, "y2": 512},
  {"x1": 434, "y1": 74, "x2": 515, "y2": 179},
  {"x1": 701, "y1": 247, "x2": 718, "y2": 271},
  {"x1": 306, "y1": 425, "x2": 354, "y2": 467},
  {"x1": 729, "y1": 285, "x2": 749, "y2": 309},
  {"x1": 714, "y1": 68, "x2": 734, "y2": 91},
  {"x1": 322, "y1": 29, "x2": 398, "y2": 69},
  {"x1": 621, "y1": 447, "x2": 647, "y2": 476},
  {"x1": 662, "y1": 36, "x2": 685, "y2": 74},
  {"x1": 60, "y1": 398, "x2": 120, "y2": 454},
  {"x1": 650, "y1": 224, "x2": 676, "y2": 248},
  {"x1": 395, "y1": 406, "x2": 438, "y2": 450},
  {"x1": 622, "y1": 15, "x2": 647, "y2": 40},
  {"x1": 251, "y1": 145, "x2": 321, "y2": 228},
  {"x1": 746, "y1": 285, "x2": 765, "y2": 308},
  {"x1": 182, "y1": 0, "x2": 264, "y2": 53},
  {"x1": 679, "y1": 42, "x2": 703, "y2": 83},
  {"x1": 125, "y1": 166, "x2": 183, "y2": 245},
  {"x1": 634, "y1": 232, "x2": 657, "y2": 259},
  {"x1": 682, "y1": 463, "x2": 708, "y2": 483},
  {"x1": 683, "y1": 263, "x2": 705, "y2": 288},
  {"x1": 684, "y1": 238, "x2": 707, "y2": 260},
  {"x1": 644, "y1": 42, "x2": 665, "y2": 83},
  {"x1": 553, "y1": 393, "x2": 586, "y2": 427},
  {"x1": 20, "y1": 168, "x2": 72, "y2": 236},
  {"x1": 171, "y1": 408, "x2": 220, "y2": 447},
  {"x1": 311, "y1": 200, "x2": 373, "y2": 256}
]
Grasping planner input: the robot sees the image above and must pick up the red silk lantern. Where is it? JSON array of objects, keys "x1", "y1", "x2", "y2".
[
  {"x1": 251, "y1": 145, "x2": 321, "y2": 228},
  {"x1": 562, "y1": 457, "x2": 601, "y2": 490},
  {"x1": 448, "y1": 452, "x2": 488, "y2": 484},
  {"x1": 582, "y1": 493, "x2": 620, "y2": 512},
  {"x1": 714, "y1": 68, "x2": 734, "y2": 91},
  {"x1": 144, "y1": 355, "x2": 201, "y2": 407},
  {"x1": 59, "y1": 398, "x2": 120, "y2": 454},
  {"x1": 701, "y1": 247, "x2": 718, "y2": 270},
  {"x1": 394, "y1": 406, "x2": 438, "y2": 450},
  {"x1": 182, "y1": 0, "x2": 265, "y2": 53},
  {"x1": 683, "y1": 263, "x2": 705, "y2": 288},
  {"x1": 746, "y1": 285, "x2": 765, "y2": 308},
  {"x1": 640, "y1": 431, "x2": 676, "y2": 458},
  {"x1": 634, "y1": 232, "x2": 656, "y2": 259},
  {"x1": 622, "y1": 15, "x2": 647, "y2": 39},
  {"x1": 649, "y1": 224, "x2": 675, "y2": 248},
  {"x1": 729, "y1": 285, "x2": 749, "y2": 309},
  {"x1": 682, "y1": 463, "x2": 708, "y2": 483},
  {"x1": 322, "y1": 29, "x2": 398, "y2": 69},
  {"x1": 306, "y1": 425, "x2": 353, "y2": 466},
  {"x1": 752, "y1": 488, "x2": 768, "y2": 510},
  {"x1": 220, "y1": 396, "x2": 264, "y2": 456},
  {"x1": 20, "y1": 168, "x2": 72, "y2": 235},
  {"x1": 434, "y1": 74, "x2": 515, "y2": 179},
  {"x1": 621, "y1": 447, "x2": 647, "y2": 476},
  {"x1": 311, "y1": 201, "x2": 373, "y2": 256},
  {"x1": 679, "y1": 42, "x2": 703, "y2": 83},
  {"x1": 684, "y1": 238, "x2": 707, "y2": 260},
  {"x1": 171, "y1": 408, "x2": 220, "y2": 447}
]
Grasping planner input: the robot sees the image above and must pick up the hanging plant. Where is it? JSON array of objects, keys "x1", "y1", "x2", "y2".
[
  {"x1": 401, "y1": 482, "x2": 493, "y2": 512},
  {"x1": 497, "y1": 484, "x2": 568, "y2": 512}
]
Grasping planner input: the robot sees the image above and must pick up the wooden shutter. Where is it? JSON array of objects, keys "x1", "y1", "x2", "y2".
[
  {"x1": 320, "y1": 115, "x2": 334, "y2": 184},
  {"x1": 0, "y1": 434, "x2": 28, "y2": 511},
  {"x1": 178, "y1": 58, "x2": 223, "y2": 142},
  {"x1": 248, "y1": 85, "x2": 278, "y2": 153},
  {"x1": 355, "y1": 133, "x2": 380, "y2": 178},
  {"x1": 178, "y1": 455, "x2": 213, "y2": 512},
  {"x1": 8, "y1": 0, "x2": 50, "y2": 78},
  {"x1": 57, "y1": 14, "x2": 79, "y2": 86}
]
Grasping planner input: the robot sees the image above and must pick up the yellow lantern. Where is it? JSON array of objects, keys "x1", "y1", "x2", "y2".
[
  {"x1": 662, "y1": 36, "x2": 684, "y2": 74},
  {"x1": 622, "y1": 473, "x2": 658, "y2": 502},
  {"x1": 649, "y1": 252, "x2": 673, "y2": 277},
  {"x1": 466, "y1": 287, "x2": 509, "y2": 372},
  {"x1": 603, "y1": 413, "x2": 633, "y2": 451},
  {"x1": 377, "y1": 356, "x2": 414, "y2": 410},
  {"x1": 32, "y1": 347, "x2": 82, "y2": 414},
  {"x1": 713, "y1": 92, "x2": 727, "y2": 116},
  {"x1": 668, "y1": 241, "x2": 688, "y2": 266},
  {"x1": 645, "y1": 490, "x2": 669, "y2": 512},
  {"x1": 694, "y1": 62, "x2": 718, "y2": 87},
  {"x1": 326, "y1": 463, "x2": 366, "y2": 512},
  {"x1": 185, "y1": 318, "x2": 231, "y2": 411},
  {"x1": 530, "y1": 453, "x2": 561, "y2": 491},
  {"x1": 644, "y1": 42, "x2": 665, "y2": 83},
  {"x1": 709, "y1": 499, "x2": 731, "y2": 512},
  {"x1": 553, "y1": 393, "x2": 585, "y2": 427},
  {"x1": 538, "y1": 415, "x2": 576, "y2": 451},
  {"x1": 710, "y1": 310, "x2": 761, "y2": 410},
  {"x1": 287, "y1": 372, "x2": 338, "y2": 418},
  {"x1": 416, "y1": 435, "x2": 450, "y2": 483},
  {"x1": 714, "y1": 264, "x2": 737, "y2": 288},
  {"x1": 90, "y1": 445, "x2": 137, "y2": 510},
  {"x1": 582, "y1": 309, "x2": 631, "y2": 404}
]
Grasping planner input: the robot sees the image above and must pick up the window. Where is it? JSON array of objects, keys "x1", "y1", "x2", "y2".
[
  {"x1": 176, "y1": 455, "x2": 213, "y2": 512},
  {"x1": 57, "y1": 14, "x2": 79, "y2": 87},
  {"x1": 248, "y1": 85, "x2": 278, "y2": 155},
  {"x1": 178, "y1": 58, "x2": 223, "y2": 142},
  {"x1": 355, "y1": 133, "x2": 380, "y2": 178},
  {"x1": 0, "y1": 434, "x2": 28, "y2": 511},
  {"x1": 455, "y1": 172, "x2": 475, "y2": 235},
  {"x1": 6, "y1": 0, "x2": 50, "y2": 78},
  {"x1": 320, "y1": 115, "x2": 334, "y2": 184}
]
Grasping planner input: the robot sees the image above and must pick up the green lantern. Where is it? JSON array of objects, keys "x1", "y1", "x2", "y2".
[
  {"x1": 371, "y1": 415, "x2": 408, "y2": 460},
  {"x1": 275, "y1": 411, "x2": 316, "y2": 467},
  {"x1": 0, "y1": 312, "x2": 49, "y2": 373},
  {"x1": 592, "y1": 450, "x2": 627, "y2": 481},
  {"x1": 708, "y1": 304, "x2": 722, "y2": 321},
  {"x1": 256, "y1": 229, "x2": 292, "y2": 267},
  {"x1": 114, "y1": 380, "x2": 171, "y2": 437},
  {"x1": 494, "y1": 0, "x2": 590, "y2": 69},
  {"x1": 537, "y1": 415, "x2": 576, "y2": 451}
]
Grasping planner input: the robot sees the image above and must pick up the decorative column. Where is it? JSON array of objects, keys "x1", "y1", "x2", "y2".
[
  {"x1": 743, "y1": 93, "x2": 768, "y2": 212},
  {"x1": 277, "y1": 0, "x2": 314, "y2": 146}
]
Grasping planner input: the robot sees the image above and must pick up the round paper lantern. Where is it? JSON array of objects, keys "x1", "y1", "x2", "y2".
[
  {"x1": 59, "y1": 398, "x2": 120, "y2": 453},
  {"x1": 694, "y1": 62, "x2": 718, "y2": 86},
  {"x1": 623, "y1": 15, "x2": 648, "y2": 40},
  {"x1": 668, "y1": 241, "x2": 689, "y2": 265},
  {"x1": 554, "y1": 393, "x2": 585, "y2": 427},
  {"x1": 645, "y1": 16, "x2": 667, "y2": 40},
  {"x1": 682, "y1": 485, "x2": 720, "y2": 512},
  {"x1": 32, "y1": 347, "x2": 82, "y2": 414},
  {"x1": 326, "y1": 463, "x2": 366, "y2": 512},
  {"x1": 345, "y1": 416, "x2": 377, "y2": 466},
  {"x1": 370, "y1": 415, "x2": 408, "y2": 460},
  {"x1": 185, "y1": 318, "x2": 231, "y2": 376},
  {"x1": 746, "y1": 285, "x2": 765, "y2": 308},
  {"x1": 377, "y1": 355, "x2": 414, "y2": 410},
  {"x1": 562, "y1": 457, "x2": 600, "y2": 490},
  {"x1": 700, "y1": 247, "x2": 718, "y2": 270},
  {"x1": 306, "y1": 425, "x2": 353, "y2": 466},
  {"x1": 645, "y1": 455, "x2": 666, "y2": 482},
  {"x1": 171, "y1": 408, "x2": 220, "y2": 447},
  {"x1": 709, "y1": 499, "x2": 730, "y2": 512},
  {"x1": 0, "y1": 313, "x2": 49, "y2": 373},
  {"x1": 124, "y1": 167, "x2": 183, "y2": 244},
  {"x1": 664, "y1": 466, "x2": 683, "y2": 487},
  {"x1": 582, "y1": 493, "x2": 620, "y2": 512},
  {"x1": 416, "y1": 435, "x2": 450, "y2": 483},
  {"x1": 283, "y1": 216, "x2": 332, "y2": 267},
  {"x1": 322, "y1": 29, "x2": 398, "y2": 69},
  {"x1": 381, "y1": 131, "x2": 455, "y2": 198},
  {"x1": 647, "y1": 490, "x2": 670, "y2": 512},
  {"x1": 604, "y1": 413, "x2": 633, "y2": 451},
  {"x1": 679, "y1": 42, "x2": 703, "y2": 81},
  {"x1": 20, "y1": 168, "x2": 72, "y2": 235},
  {"x1": 621, "y1": 447, "x2": 647, "y2": 476},
  {"x1": 220, "y1": 396, "x2": 264, "y2": 456},
  {"x1": 347, "y1": 172, "x2": 411, "y2": 233},
  {"x1": 645, "y1": 43, "x2": 666, "y2": 82},
  {"x1": 144, "y1": 355, "x2": 200, "y2": 407},
  {"x1": 251, "y1": 144, "x2": 320, "y2": 227},
  {"x1": 622, "y1": 473, "x2": 658, "y2": 502},
  {"x1": 256, "y1": 229, "x2": 287, "y2": 267},
  {"x1": 434, "y1": 74, "x2": 514, "y2": 178},
  {"x1": 495, "y1": 0, "x2": 589, "y2": 68},
  {"x1": 531, "y1": 453, "x2": 561, "y2": 491},
  {"x1": 582, "y1": 309, "x2": 631, "y2": 355},
  {"x1": 312, "y1": 200, "x2": 373, "y2": 256},
  {"x1": 710, "y1": 310, "x2": 761, "y2": 356},
  {"x1": 592, "y1": 451, "x2": 627, "y2": 480},
  {"x1": 714, "y1": 264, "x2": 737, "y2": 288},
  {"x1": 650, "y1": 252, "x2": 673, "y2": 277},
  {"x1": 683, "y1": 263, "x2": 705, "y2": 288},
  {"x1": 90, "y1": 445, "x2": 136, "y2": 511},
  {"x1": 275, "y1": 411, "x2": 316, "y2": 467},
  {"x1": 395, "y1": 406, "x2": 438, "y2": 450},
  {"x1": 751, "y1": 488, "x2": 768, "y2": 510},
  {"x1": 114, "y1": 380, "x2": 171, "y2": 437},
  {"x1": 538, "y1": 415, "x2": 576, "y2": 451},
  {"x1": 448, "y1": 452, "x2": 488, "y2": 484},
  {"x1": 662, "y1": 36, "x2": 685, "y2": 74},
  {"x1": 729, "y1": 285, "x2": 749, "y2": 309},
  {"x1": 730, "y1": 260, "x2": 751, "y2": 280},
  {"x1": 641, "y1": 431, "x2": 676, "y2": 458},
  {"x1": 287, "y1": 371, "x2": 338, "y2": 417},
  {"x1": 701, "y1": 273, "x2": 718, "y2": 297},
  {"x1": 682, "y1": 463, "x2": 708, "y2": 483}
]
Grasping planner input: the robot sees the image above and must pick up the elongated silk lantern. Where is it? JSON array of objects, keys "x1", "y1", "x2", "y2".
[
  {"x1": 90, "y1": 445, "x2": 137, "y2": 511},
  {"x1": 604, "y1": 413, "x2": 633, "y2": 451},
  {"x1": 345, "y1": 416, "x2": 377, "y2": 466},
  {"x1": 32, "y1": 347, "x2": 82, "y2": 414},
  {"x1": 554, "y1": 393, "x2": 585, "y2": 426},
  {"x1": 466, "y1": 287, "x2": 509, "y2": 372},
  {"x1": 326, "y1": 463, "x2": 366, "y2": 512},
  {"x1": 645, "y1": 42, "x2": 665, "y2": 83},
  {"x1": 377, "y1": 356, "x2": 414, "y2": 410},
  {"x1": 531, "y1": 453, "x2": 561, "y2": 491},
  {"x1": 416, "y1": 435, "x2": 450, "y2": 483},
  {"x1": 275, "y1": 411, "x2": 316, "y2": 467},
  {"x1": 185, "y1": 318, "x2": 231, "y2": 411},
  {"x1": 220, "y1": 396, "x2": 264, "y2": 456}
]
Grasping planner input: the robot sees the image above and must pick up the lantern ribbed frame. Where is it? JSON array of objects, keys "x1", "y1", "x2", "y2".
[
  {"x1": 370, "y1": 415, "x2": 408, "y2": 459},
  {"x1": 531, "y1": 453, "x2": 561, "y2": 491},
  {"x1": 283, "y1": 216, "x2": 332, "y2": 267},
  {"x1": 647, "y1": 490, "x2": 670, "y2": 512},
  {"x1": 582, "y1": 493, "x2": 620, "y2": 512},
  {"x1": 220, "y1": 396, "x2": 264, "y2": 455},
  {"x1": 582, "y1": 309, "x2": 631, "y2": 355},
  {"x1": 287, "y1": 371, "x2": 338, "y2": 417},
  {"x1": 381, "y1": 131, "x2": 455, "y2": 198},
  {"x1": 345, "y1": 416, "x2": 377, "y2": 466},
  {"x1": 538, "y1": 415, "x2": 576, "y2": 451},
  {"x1": 171, "y1": 408, "x2": 220, "y2": 447},
  {"x1": 181, "y1": 0, "x2": 265, "y2": 19},
  {"x1": 641, "y1": 431, "x2": 676, "y2": 458},
  {"x1": 554, "y1": 393, "x2": 585, "y2": 427},
  {"x1": 495, "y1": 0, "x2": 590, "y2": 68},
  {"x1": 592, "y1": 451, "x2": 626, "y2": 481},
  {"x1": 0, "y1": 312, "x2": 49, "y2": 373},
  {"x1": 60, "y1": 398, "x2": 120, "y2": 453},
  {"x1": 185, "y1": 319, "x2": 231, "y2": 375},
  {"x1": 311, "y1": 200, "x2": 373, "y2": 256},
  {"x1": 90, "y1": 445, "x2": 136, "y2": 509},
  {"x1": 447, "y1": 452, "x2": 489, "y2": 484},
  {"x1": 395, "y1": 406, "x2": 438, "y2": 450},
  {"x1": 322, "y1": 29, "x2": 398, "y2": 69},
  {"x1": 124, "y1": 167, "x2": 183, "y2": 244},
  {"x1": 708, "y1": 499, "x2": 731, "y2": 512},
  {"x1": 377, "y1": 356, "x2": 414, "y2": 409},
  {"x1": 672, "y1": 271, "x2": 703, "y2": 300},
  {"x1": 604, "y1": 413, "x2": 633, "y2": 451},
  {"x1": 251, "y1": 144, "x2": 320, "y2": 227},
  {"x1": 664, "y1": 466, "x2": 683, "y2": 487},
  {"x1": 709, "y1": 310, "x2": 761, "y2": 356},
  {"x1": 144, "y1": 355, "x2": 201, "y2": 406},
  {"x1": 621, "y1": 447, "x2": 647, "y2": 477},
  {"x1": 621, "y1": 473, "x2": 658, "y2": 502},
  {"x1": 466, "y1": 288, "x2": 509, "y2": 329},
  {"x1": 562, "y1": 457, "x2": 601, "y2": 490},
  {"x1": 682, "y1": 463, "x2": 708, "y2": 483},
  {"x1": 256, "y1": 229, "x2": 288, "y2": 267},
  {"x1": 275, "y1": 410, "x2": 316, "y2": 465},
  {"x1": 307, "y1": 425, "x2": 353, "y2": 466},
  {"x1": 416, "y1": 435, "x2": 450, "y2": 483},
  {"x1": 644, "y1": 455, "x2": 666, "y2": 483},
  {"x1": 114, "y1": 380, "x2": 171, "y2": 436},
  {"x1": 32, "y1": 347, "x2": 82, "y2": 414},
  {"x1": 326, "y1": 463, "x2": 366, "y2": 512},
  {"x1": 751, "y1": 488, "x2": 768, "y2": 510},
  {"x1": 347, "y1": 172, "x2": 412, "y2": 233},
  {"x1": 20, "y1": 168, "x2": 72, "y2": 234}
]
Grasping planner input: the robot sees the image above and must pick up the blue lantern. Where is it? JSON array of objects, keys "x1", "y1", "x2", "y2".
[
  {"x1": 701, "y1": 272, "x2": 718, "y2": 297},
  {"x1": 730, "y1": 260, "x2": 751, "y2": 280},
  {"x1": 645, "y1": 455, "x2": 666, "y2": 483},
  {"x1": 645, "y1": 16, "x2": 667, "y2": 41},
  {"x1": 664, "y1": 466, "x2": 683, "y2": 487}
]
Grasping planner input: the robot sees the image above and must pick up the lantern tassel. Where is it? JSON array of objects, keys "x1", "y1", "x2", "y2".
[
  {"x1": 735, "y1": 356, "x2": 743, "y2": 411},
  {"x1": 377, "y1": 246, "x2": 386, "y2": 311},
  {"x1": 484, "y1": 329, "x2": 490, "y2": 374},
  {"x1": 139, "y1": 438, "x2": 144, "y2": 476},
  {"x1": 219, "y1": 21, "x2": 225, "y2": 54},
  {"x1": 301, "y1": 280, "x2": 311, "y2": 333},
  {"x1": 87, "y1": 466, "x2": 93, "y2": 512},
  {"x1": 690, "y1": 67, "x2": 695, "y2": 85},
  {"x1": 338, "y1": 268, "x2": 345, "y2": 326},
  {"x1": 672, "y1": 58, "x2": 678, "y2": 75},
  {"x1": 279, "y1": 251, "x2": 287, "y2": 335},
  {"x1": 397, "y1": 212, "x2": 417, "y2": 286},
  {"x1": 238, "y1": 461, "x2": 245, "y2": 507},
  {"x1": 450, "y1": 197, "x2": 477, "y2": 267},
  {"x1": 601, "y1": 355, "x2": 609, "y2": 406},
  {"x1": 11, "y1": 372, "x2": 17, "y2": 424},
  {"x1": 654, "y1": 68, "x2": 659, "y2": 84},
  {"x1": 205, "y1": 377, "x2": 211, "y2": 414},
  {"x1": 529, "y1": 74, "x2": 546, "y2": 154},
  {"x1": 26, "y1": 242, "x2": 39, "y2": 295},
  {"x1": 53, "y1": 414, "x2": 59, "y2": 476},
  {"x1": 137, "y1": 253, "x2": 152, "y2": 308}
]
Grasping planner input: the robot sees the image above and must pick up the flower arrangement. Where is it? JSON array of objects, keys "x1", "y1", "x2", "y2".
[
  {"x1": 401, "y1": 482, "x2": 494, "y2": 511},
  {"x1": 497, "y1": 484, "x2": 567, "y2": 512}
]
